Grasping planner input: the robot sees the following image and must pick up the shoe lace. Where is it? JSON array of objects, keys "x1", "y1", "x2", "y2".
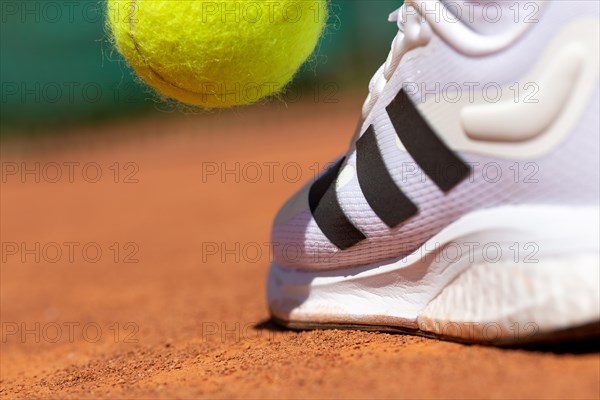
[{"x1": 361, "y1": 4, "x2": 432, "y2": 120}]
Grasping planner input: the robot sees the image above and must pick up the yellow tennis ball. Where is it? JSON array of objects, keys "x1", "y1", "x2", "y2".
[{"x1": 107, "y1": 0, "x2": 327, "y2": 108}]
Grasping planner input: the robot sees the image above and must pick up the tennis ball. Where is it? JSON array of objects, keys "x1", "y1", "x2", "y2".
[{"x1": 107, "y1": 0, "x2": 327, "y2": 108}]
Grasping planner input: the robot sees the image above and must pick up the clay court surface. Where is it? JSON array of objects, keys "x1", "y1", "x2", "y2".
[{"x1": 1, "y1": 95, "x2": 599, "y2": 399}]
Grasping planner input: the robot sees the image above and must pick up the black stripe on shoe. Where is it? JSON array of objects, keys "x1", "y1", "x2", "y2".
[
  {"x1": 387, "y1": 89, "x2": 471, "y2": 192},
  {"x1": 356, "y1": 126, "x2": 418, "y2": 227},
  {"x1": 308, "y1": 158, "x2": 366, "y2": 250}
]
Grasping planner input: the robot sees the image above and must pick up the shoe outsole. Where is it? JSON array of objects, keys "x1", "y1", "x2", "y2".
[{"x1": 271, "y1": 316, "x2": 600, "y2": 347}]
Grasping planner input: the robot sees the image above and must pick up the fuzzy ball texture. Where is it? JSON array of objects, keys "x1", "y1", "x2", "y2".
[{"x1": 107, "y1": 0, "x2": 327, "y2": 108}]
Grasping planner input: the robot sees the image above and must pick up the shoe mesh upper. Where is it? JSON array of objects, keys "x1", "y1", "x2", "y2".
[{"x1": 272, "y1": 1, "x2": 600, "y2": 270}]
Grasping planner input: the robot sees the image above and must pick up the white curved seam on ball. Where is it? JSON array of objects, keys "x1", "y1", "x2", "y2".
[{"x1": 127, "y1": 0, "x2": 211, "y2": 97}]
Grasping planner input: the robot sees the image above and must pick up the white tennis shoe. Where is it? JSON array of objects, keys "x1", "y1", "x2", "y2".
[{"x1": 267, "y1": 0, "x2": 600, "y2": 344}]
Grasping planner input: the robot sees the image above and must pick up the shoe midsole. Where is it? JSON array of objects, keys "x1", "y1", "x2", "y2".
[{"x1": 267, "y1": 204, "x2": 600, "y2": 341}]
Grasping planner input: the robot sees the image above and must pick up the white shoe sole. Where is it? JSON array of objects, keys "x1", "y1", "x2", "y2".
[{"x1": 267, "y1": 205, "x2": 600, "y2": 344}]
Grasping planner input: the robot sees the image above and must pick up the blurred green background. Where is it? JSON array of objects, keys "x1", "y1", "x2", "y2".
[{"x1": 1, "y1": 0, "x2": 402, "y2": 133}]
